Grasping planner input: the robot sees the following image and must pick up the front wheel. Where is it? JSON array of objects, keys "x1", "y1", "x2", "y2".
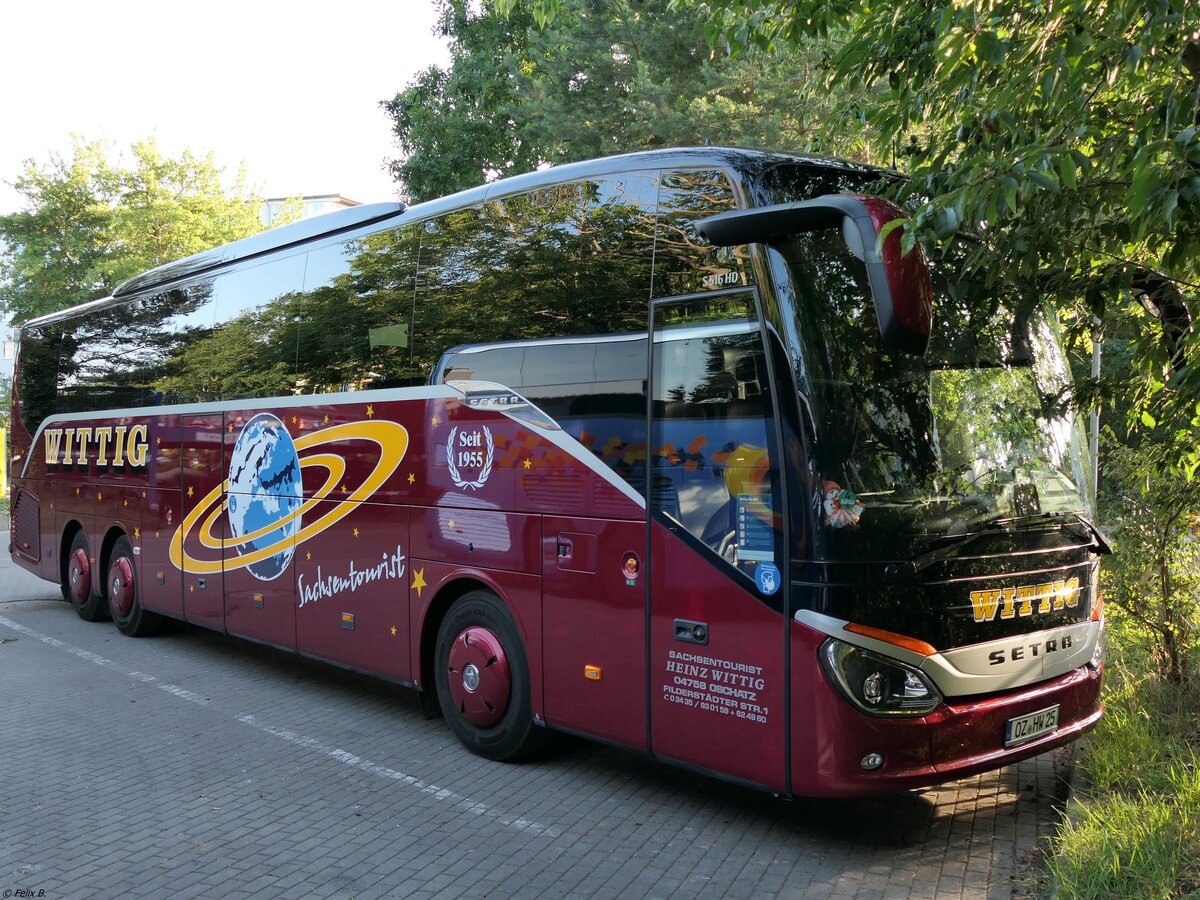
[
  {"x1": 434, "y1": 590, "x2": 546, "y2": 761},
  {"x1": 108, "y1": 536, "x2": 163, "y2": 637}
]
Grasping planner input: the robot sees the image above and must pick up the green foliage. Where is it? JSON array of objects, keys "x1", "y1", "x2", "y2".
[
  {"x1": 0, "y1": 137, "x2": 267, "y2": 324},
  {"x1": 689, "y1": 0, "x2": 1200, "y2": 443},
  {"x1": 1048, "y1": 654, "x2": 1200, "y2": 898},
  {"x1": 1099, "y1": 433, "x2": 1200, "y2": 683},
  {"x1": 384, "y1": 0, "x2": 877, "y2": 203}
]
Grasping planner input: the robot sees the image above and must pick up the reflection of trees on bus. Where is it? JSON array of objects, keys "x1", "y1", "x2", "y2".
[{"x1": 25, "y1": 167, "x2": 752, "y2": 421}]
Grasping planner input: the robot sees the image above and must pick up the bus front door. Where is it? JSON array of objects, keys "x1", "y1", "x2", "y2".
[{"x1": 647, "y1": 295, "x2": 789, "y2": 792}]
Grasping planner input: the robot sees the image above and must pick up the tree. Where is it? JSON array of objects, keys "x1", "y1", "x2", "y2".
[
  {"x1": 687, "y1": 0, "x2": 1199, "y2": 443},
  {"x1": 0, "y1": 137, "x2": 268, "y2": 324},
  {"x1": 383, "y1": 0, "x2": 874, "y2": 203},
  {"x1": 1101, "y1": 434, "x2": 1200, "y2": 683},
  {"x1": 499, "y1": 0, "x2": 1200, "y2": 454}
]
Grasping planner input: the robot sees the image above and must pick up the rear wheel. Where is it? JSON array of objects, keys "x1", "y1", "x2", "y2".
[
  {"x1": 108, "y1": 536, "x2": 163, "y2": 637},
  {"x1": 62, "y1": 530, "x2": 108, "y2": 621},
  {"x1": 435, "y1": 590, "x2": 546, "y2": 760}
]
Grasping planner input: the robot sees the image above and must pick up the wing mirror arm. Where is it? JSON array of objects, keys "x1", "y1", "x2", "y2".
[{"x1": 696, "y1": 195, "x2": 933, "y2": 356}]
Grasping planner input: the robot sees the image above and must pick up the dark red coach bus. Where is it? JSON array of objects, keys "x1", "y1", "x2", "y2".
[{"x1": 9, "y1": 148, "x2": 1105, "y2": 796}]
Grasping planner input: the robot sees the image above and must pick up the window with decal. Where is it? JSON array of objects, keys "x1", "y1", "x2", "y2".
[
  {"x1": 650, "y1": 292, "x2": 782, "y2": 589},
  {"x1": 653, "y1": 169, "x2": 752, "y2": 298}
]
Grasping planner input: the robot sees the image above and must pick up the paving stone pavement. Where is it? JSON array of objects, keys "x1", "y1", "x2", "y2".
[{"x1": 0, "y1": 551, "x2": 1072, "y2": 899}]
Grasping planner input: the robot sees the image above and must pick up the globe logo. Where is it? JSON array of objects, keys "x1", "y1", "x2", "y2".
[{"x1": 226, "y1": 413, "x2": 303, "y2": 580}]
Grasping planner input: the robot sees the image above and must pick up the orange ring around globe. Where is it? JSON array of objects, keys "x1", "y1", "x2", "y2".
[
  {"x1": 169, "y1": 420, "x2": 409, "y2": 575},
  {"x1": 196, "y1": 452, "x2": 348, "y2": 551}
]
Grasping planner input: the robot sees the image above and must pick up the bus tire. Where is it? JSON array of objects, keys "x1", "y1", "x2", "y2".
[
  {"x1": 434, "y1": 590, "x2": 546, "y2": 761},
  {"x1": 108, "y1": 536, "x2": 163, "y2": 637},
  {"x1": 63, "y1": 530, "x2": 108, "y2": 622}
]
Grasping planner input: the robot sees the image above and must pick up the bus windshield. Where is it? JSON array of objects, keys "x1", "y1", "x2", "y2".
[{"x1": 770, "y1": 230, "x2": 1093, "y2": 561}]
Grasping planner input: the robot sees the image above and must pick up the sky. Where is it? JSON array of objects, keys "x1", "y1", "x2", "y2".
[{"x1": 0, "y1": 0, "x2": 451, "y2": 214}]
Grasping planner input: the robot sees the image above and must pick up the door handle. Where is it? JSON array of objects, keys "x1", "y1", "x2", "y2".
[{"x1": 674, "y1": 618, "x2": 709, "y2": 645}]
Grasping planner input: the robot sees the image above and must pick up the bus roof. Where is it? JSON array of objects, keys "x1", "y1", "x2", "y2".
[{"x1": 24, "y1": 147, "x2": 887, "y2": 330}]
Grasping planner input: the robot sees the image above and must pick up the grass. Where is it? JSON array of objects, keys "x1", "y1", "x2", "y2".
[{"x1": 1047, "y1": 612, "x2": 1200, "y2": 898}]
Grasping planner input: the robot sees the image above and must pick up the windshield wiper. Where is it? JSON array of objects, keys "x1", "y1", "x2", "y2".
[{"x1": 885, "y1": 511, "x2": 1111, "y2": 581}]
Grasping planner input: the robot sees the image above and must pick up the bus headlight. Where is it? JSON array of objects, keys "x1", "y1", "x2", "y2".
[{"x1": 820, "y1": 638, "x2": 942, "y2": 716}]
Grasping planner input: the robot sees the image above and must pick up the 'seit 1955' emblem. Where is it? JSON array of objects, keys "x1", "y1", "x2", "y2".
[{"x1": 447, "y1": 425, "x2": 494, "y2": 491}]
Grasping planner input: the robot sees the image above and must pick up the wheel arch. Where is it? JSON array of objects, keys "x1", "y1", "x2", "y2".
[
  {"x1": 99, "y1": 524, "x2": 130, "y2": 587},
  {"x1": 418, "y1": 575, "x2": 497, "y2": 696},
  {"x1": 58, "y1": 518, "x2": 87, "y2": 586}
]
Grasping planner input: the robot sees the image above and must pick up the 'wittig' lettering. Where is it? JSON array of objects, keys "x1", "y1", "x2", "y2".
[{"x1": 43, "y1": 423, "x2": 150, "y2": 469}]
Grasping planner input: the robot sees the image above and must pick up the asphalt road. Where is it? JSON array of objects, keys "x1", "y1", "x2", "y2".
[{"x1": 0, "y1": 553, "x2": 1070, "y2": 899}]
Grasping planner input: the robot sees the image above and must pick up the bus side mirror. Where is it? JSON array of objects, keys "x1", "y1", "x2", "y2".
[{"x1": 696, "y1": 194, "x2": 934, "y2": 356}]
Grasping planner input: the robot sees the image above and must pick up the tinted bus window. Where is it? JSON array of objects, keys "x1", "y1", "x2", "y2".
[
  {"x1": 140, "y1": 281, "x2": 219, "y2": 405},
  {"x1": 653, "y1": 169, "x2": 750, "y2": 298},
  {"x1": 295, "y1": 228, "x2": 422, "y2": 392},
  {"x1": 16, "y1": 325, "x2": 64, "y2": 434},
  {"x1": 578, "y1": 173, "x2": 657, "y2": 332},
  {"x1": 209, "y1": 253, "x2": 306, "y2": 399}
]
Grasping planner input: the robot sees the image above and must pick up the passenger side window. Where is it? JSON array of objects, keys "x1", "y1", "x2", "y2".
[
  {"x1": 210, "y1": 253, "x2": 306, "y2": 399},
  {"x1": 295, "y1": 228, "x2": 422, "y2": 392}
]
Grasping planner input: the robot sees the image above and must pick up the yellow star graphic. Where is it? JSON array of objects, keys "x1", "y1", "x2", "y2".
[
  {"x1": 448, "y1": 519, "x2": 455, "y2": 529},
  {"x1": 187, "y1": 486, "x2": 194, "y2": 497},
  {"x1": 341, "y1": 483, "x2": 348, "y2": 495},
  {"x1": 407, "y1": 473, "x2": 416, "y2": 485},
  {"x1": 431, "y1": 415, "x2": 440, "y2": 426},
  {"x1": 390, "y1": 626, "x2": 397, "y2": 636},
  {"x1": 523, "y1": 458, "x2": 533, "y2": 470},
  {"x1": 155, "y1": 532, "x2": 160, "y2": 539},
  {"x1": 292, "y1": 415, "x2": 298, "y2": 425},
  {"x1": 141, "y1": 491, "x2": 147, "y2": 498},
  {"x1": 412, "y1": 568, "x2": 427, "y2": 598},
  {"x1": 323, "y1": 415, "x2": 329, "y2": 424},
  {"x1": 353, "y1": 527, "x2": 360, "y2": 538},
  {"x1": 75, "y1": 487, "x2": 80, "y2": 496},
  {"x1": 306, "y1": 551, "x2": 312, "y2": 561},
  {"x1": 97, "y1": 492, "x2": 103, "y2": 501},
  {"x1": 366, "y1": 404, "x2": 375, "y2": 418},
  {"x1": 134, "y1": 527, "x2": 140, "y2": 539},
  {"x1": 157, "y1": 437, "x2": 162, "y2": 446},
  {"x1": 227, "y1": 423, "x2": 233, "y2": 433},
  {"x1": 189, "y1": 585, "x2": 195, "y2": 593},
  {"x1": 123, "y1": 499, "x2": 128, "y2": 508}
]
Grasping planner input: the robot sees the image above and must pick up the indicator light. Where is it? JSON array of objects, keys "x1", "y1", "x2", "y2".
[{"x1": 584, "y1": 665, "x2": 602, "y2": 681}]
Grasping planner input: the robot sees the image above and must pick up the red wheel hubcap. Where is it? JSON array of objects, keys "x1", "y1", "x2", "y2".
[
  {"x1": 108, "y1": 556, "x2": 135, "y2": 618},
  {"x1": 69, "y1": 548, "x2": 91, "y2": 604},
  {"x1": 446, "y1": 626, "x2": 511, "y2": 727}
]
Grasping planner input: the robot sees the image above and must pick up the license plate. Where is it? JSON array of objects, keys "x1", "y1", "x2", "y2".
[{"x1": 1004, "y1": 705, "x2": 1060, "y2": 747}]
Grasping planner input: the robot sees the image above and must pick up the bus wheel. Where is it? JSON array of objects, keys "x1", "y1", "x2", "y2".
[
  {"x1": 435, "y1": 590, "x2": 546, "y2": 761},
  {"x1": 63, "y1": 531, "x2": 108, "y2": 622},
  {"x1": 108, "y1": 536, "x2": 163, "y2": 638}
]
